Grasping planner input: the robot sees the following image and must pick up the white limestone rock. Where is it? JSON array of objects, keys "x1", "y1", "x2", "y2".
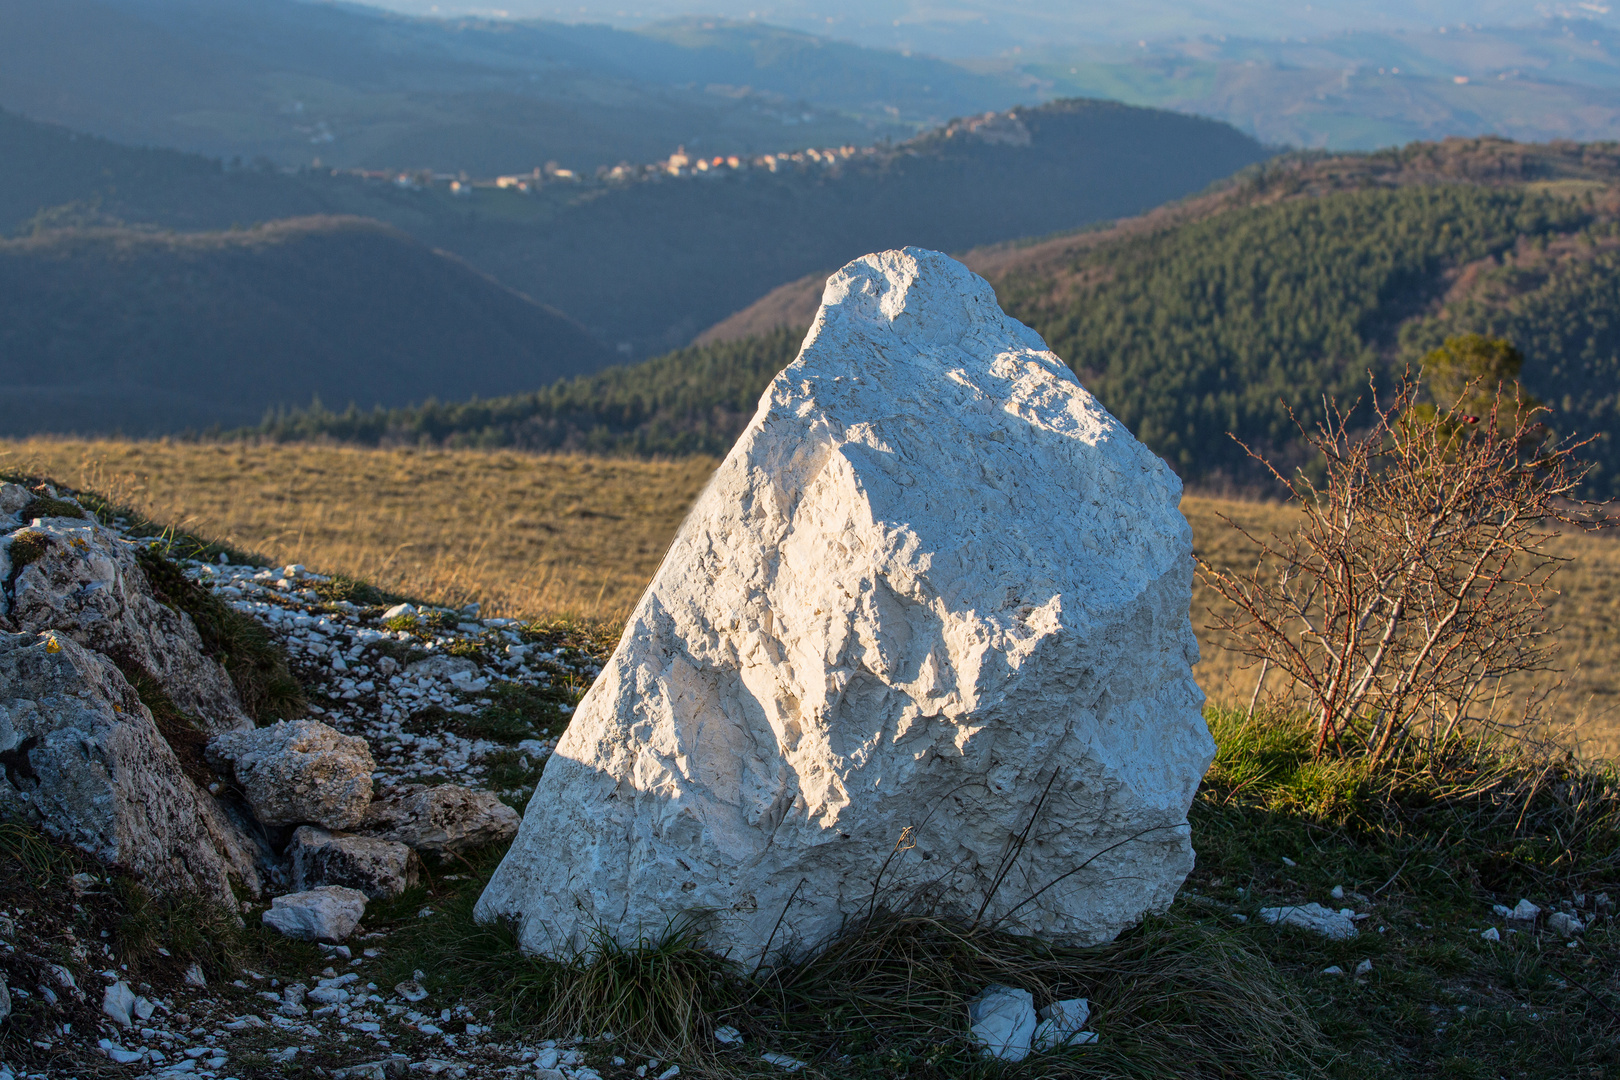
[
  {"x1": 207, "y1": 720, "x2": 375, "y2": 829},
  {"x1": 262, "y1": 886, "x2": 368, "y2": 942},
  {"x1": 967, "y1": 984, "x2": 1037, "y2": 1061},
  {"x1": 0, "y1": 631, "x2": 257, "y2": 907},
  {"x1": 1548, "y1": 911, "x2": 1585, "y2": 937},
  {"x1": 2, "y1": 517, "x2": 252, "y2": 736},
  {"x1": 358, "y1": 783, "x2": 518, "y2": 855},
  {"x1": 0, "y1": 483, "x2": 30, "y2": 519},
  {"x1": 1259, "y1": 902, "x2": 1359, "y2": 940},
  {"x1": 102, "y1": 980, "x2": 136, "y2": 1027},
  {"x1": 477, "y1": 248, "x2": 1213, "y2": 961},
  {"x1": 1033, "y1": 998, "x2": 1097, "y2": 1051},
  {"x1": 290, "y1": 826, "x2": 419, "y2": 899}
]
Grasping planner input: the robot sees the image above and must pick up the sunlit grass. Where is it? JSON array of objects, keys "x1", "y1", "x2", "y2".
[{"x1": 5, "y1": 439, "x2": 1615, "y2": 755}]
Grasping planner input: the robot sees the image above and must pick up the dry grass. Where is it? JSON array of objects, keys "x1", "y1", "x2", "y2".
[
  {"x1": 1, "y1": 439, "x2": 716, "y2": 623},
  {"x1": 1184, "y1": 495, "x2": 1620, "y2": 759},
  {"x1": 6, "y1": 439, "x2": 1615, "y2": 756}
]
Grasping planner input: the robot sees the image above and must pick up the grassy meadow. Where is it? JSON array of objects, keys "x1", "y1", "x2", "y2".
[
  {"x1": 5, "y1": 436, "x2": 1620, "y2": 1079},
  {"x1": 5, "y1": 437, "x2": 1617, "y2": 758}
]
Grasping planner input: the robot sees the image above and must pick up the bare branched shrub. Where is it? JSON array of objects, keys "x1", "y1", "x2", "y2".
[{"x1": 1198, "y1": 370, "x2": 1604, "y2": 767}]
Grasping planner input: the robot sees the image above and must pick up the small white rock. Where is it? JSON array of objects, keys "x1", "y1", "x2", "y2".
[
  {"x1": 1481, "y1": 927, "x2": 1501, "y2": 942},
  {"x1": 184, "y1": 962, "x2": 207, "y2": 988},
  {"x1": 967, "y1": 984, "x2": 1037, "y2": 1061},
  {"x1": 261, "y1": 886, "x2": 368, "y2": 942},
  {"x1": 395, "y1": 979, "x2": 429, "y2": 1002},
  {"x1": 1330, "y1": 885, "x2": 1344, "y2": 900},
  {"x1": 1321, "y1": 965, "x2": 1345, "y2": 976},
  {"x1": 1548, "y1": 911, "x2": 1585, "y2": 937},
  {"x1": 1032, "y1": 997, "x2": 1094, "y2": 1051},
  {"x1": 1510, "y1": 899, "x2": 1541, "y2": 921},
  {"x1": 760, "y1": 1052, "x2": 806, "y2": 1072},
  {"x1": 1354, "y1": 959, "x2": 1373, "y2": 976},
  {"x1": 1259, "y1": 902, "x2": 1358, "y2": 940},
  {"x1": 713, "y1": 1025, "x2": 744, "y2": 1045},
  {"x1": 102, "y1": 980, "x2": 136, "y2": 1027}
]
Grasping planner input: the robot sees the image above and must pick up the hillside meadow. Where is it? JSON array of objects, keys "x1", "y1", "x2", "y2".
[{"x1": 5, "y1": 437, "x2": 1617, "y2": 758}]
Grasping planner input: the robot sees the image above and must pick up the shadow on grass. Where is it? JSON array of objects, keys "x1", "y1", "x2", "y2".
[
  {"x1": 370, "y1": 709, "x2": 1620, "y2": 1079},
  {"x1": 372, "y1": 848, "x2": 1328, "y2": 1079}
]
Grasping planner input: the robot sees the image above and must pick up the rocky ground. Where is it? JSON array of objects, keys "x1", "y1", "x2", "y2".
[
  {"x1": 187, "y1": 556, "x2": 585, "y2": 798},
  {"x1": 0, "y1": 488, "x2": 665, "y2": 1080},
  {"x1": 3, "y1": 482, "x2": 1617, "y2": 1080}
]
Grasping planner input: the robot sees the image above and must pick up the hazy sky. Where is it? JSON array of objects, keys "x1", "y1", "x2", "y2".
[{"x1": 356, "y1": 1, "x2": 1607, "y2": 56}]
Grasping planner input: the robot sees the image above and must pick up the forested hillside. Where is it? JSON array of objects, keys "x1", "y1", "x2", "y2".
[
  {"x1": 253, "y1": 139, "x2": 1620, "y2": 498},
  {"x1": 250, "y1": 330, "x2": 803, "y2": 456},
  {"x1": 995, "y1": 185, "x2": 1588, "y2": 480},
  {"x1": 0, "y1": 108, "x2": 333, "y2": 233},
  {"x1": 0, "y1": 217, "x2": 611, "y2": 436}
]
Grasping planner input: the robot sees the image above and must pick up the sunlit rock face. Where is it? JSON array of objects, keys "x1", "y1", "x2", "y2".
[{"x1": 477, "y1": 248, "x2": 1213, "y2": 961}]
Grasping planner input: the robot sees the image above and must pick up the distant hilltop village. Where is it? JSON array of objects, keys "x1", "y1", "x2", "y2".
[{"x1": 335, "y1": 108, "x2": 1033, "y2": 195}]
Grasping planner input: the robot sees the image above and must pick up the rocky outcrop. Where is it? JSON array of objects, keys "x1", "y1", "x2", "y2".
[
  {"x1": 3, "y1": 509, "x2": 251, "y2": 736},
  {"x1": 358, "y1": 784, "x2": 518, "y2": 855},
  {"x1": 262, "y1": 886, "x2": 367, "y2": 942},
  {"x1": 477, "y1": 248, "x2": 1214, "y2": 961},
  {"x1": 290, "y1": 827, "x2": 419, "y2": 900},
  {"x1": 207, "y1": 720, "x2": 375, "y2": 830},
  {"x1": 0, "y1": 631, "x2": 257, "y2": 906}
]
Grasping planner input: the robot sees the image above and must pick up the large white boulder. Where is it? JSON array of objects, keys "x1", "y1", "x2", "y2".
[
  {"x1": 477, "y1": 248, "x2": 1213, "y2": 960},
  {"x1": 2, "y1": 515, "x2": 252, "y2": 736},
  {"x1": 0, "y1": 631, "x2": 259, "y2": 906}
]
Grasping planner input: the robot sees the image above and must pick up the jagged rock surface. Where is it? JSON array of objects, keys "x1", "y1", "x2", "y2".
[
  {"x1": 358, "y1": 783, "x2": 518, "y2": 855},
  {"x1": 262, "y1": 886, "x2": 367, "y2": 942},
  {"x1": 290, "y1": 826, "x2": 419, "y2": 900},
  {"x1": 477, "y1": 248, "x2": 1213, "y2": 960},
  {"x1": 2, "y1": 511, "x2": 251, "y2": 736},
  {"x1": 0, "y1": 631, "x2": 257, "y2": 906},
  {"x1": 208, "y1": 720, "x2": 375, "y2": 829}
]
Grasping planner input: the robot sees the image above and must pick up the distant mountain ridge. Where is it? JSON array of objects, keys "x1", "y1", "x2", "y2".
[
  {"x1": 1, "y1": 96, "x2": 1272, "y2": 364},
  {"x1": 0, "y1": 0, "x2": 1024, "y2": 174}
]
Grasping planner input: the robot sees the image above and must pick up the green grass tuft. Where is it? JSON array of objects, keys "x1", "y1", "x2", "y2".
[
  {"x1": 1198, "y1": 706, "x2": 1620, "y2": 895},
  {"x1": 310, "y1": 571, "x2": 402, "y2": 607},
  {"x1": 470, "y1": 682, "x2": 573, "y2": 742},
  {"x1": 17, "y1": 495, "x2": 86, "y2": 520},
  {"x1": 135, "y1": 545, "x2": 306, "y2": 723}
]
